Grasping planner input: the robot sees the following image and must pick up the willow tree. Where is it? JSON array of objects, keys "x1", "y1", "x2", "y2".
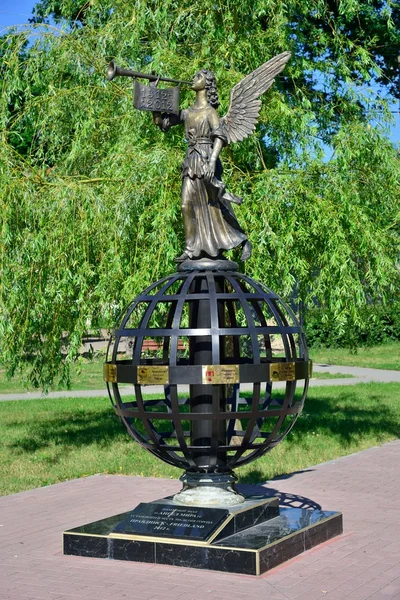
[{"x1": 1, "y1": 0, "x2": 399, "y2": 388}]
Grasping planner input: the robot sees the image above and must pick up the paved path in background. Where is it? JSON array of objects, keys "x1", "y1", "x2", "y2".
[
  {"x1": 1, "y1": 439, "x2": 400, "y2": 600},
  {"x1": 313, "y1": 364, "x2": 400, "y2": 382},
  {"x1": 0, "y1": 364, "x2": 399, "y2": 402}
]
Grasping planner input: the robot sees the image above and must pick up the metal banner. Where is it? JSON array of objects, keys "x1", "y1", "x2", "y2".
[{"x1": 133, "y1": 79, "x2": 180, "y2": 115}]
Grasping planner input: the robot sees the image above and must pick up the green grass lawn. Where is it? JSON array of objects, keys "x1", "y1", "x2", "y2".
[
  {"x1": 0, "y1": 358, "x2": 106, "y2": 394},
  {"x1": 310, "y1": 342, "x2": 400, "y2": 371},
  {"x1": 1, "y1": 382, "x2": 399, "y2": 496}
]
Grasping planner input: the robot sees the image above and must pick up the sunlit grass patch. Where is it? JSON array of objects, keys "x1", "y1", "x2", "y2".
[{"x1": 310, "y1": 342, "x2": 400, "y2": 371}]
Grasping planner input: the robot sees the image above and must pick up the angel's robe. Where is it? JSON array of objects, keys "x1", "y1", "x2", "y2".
[{"x1": 159, "y1": 105, "x2": 247, "y2": 259}]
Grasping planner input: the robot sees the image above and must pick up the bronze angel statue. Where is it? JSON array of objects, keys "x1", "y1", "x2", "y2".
[{"x1": 151, "y1": 52, "x2": 291, "y2": 265}]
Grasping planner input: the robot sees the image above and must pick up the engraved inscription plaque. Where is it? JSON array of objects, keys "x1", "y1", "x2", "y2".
[
  {"x1": 103, "y1": 363, "x2": 117, "y2": 383},
  {"x1": 137, "y1": 366, "x2": 169, "y2": 385},
  {"x1": 202, "y1": 364, "x2": 240, "y2": 384},
  {"x1": 269, "y1": 362, "x2": 296, "y2": 382},
  {"x1": 112, "y1": 503, "x2": 229, "y2": 542}
]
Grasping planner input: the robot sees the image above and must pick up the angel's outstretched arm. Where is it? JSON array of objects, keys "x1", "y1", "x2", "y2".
[{"x1": 153, "y1": 110, "x2": 185, "y2": 132}]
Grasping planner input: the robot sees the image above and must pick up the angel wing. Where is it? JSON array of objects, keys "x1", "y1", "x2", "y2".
[{"x1": 221, "y1": 52, "x2": 291, "y2": 144}]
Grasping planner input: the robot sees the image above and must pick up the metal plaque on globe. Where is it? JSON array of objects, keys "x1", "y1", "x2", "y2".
[
  {"x1": 202, "y1": 365, "x2": 239, "y2": 384},
  {"x1": 137, "y1": 366, "x2": 169, "y2": 385},
  {"x1": 269, "y1": 362, "x2": 296, "y2": 382},
  {"x1": 103, "y1": 363, "x2": 117, "y2": 383}
]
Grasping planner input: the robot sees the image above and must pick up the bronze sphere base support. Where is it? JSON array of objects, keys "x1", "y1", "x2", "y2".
[
  {"x1": 177, "y1": 257, "x2": 239, "y2": 272},
  {"x1": 173, "y1": 472, "x2": 245, "y2": 507}
]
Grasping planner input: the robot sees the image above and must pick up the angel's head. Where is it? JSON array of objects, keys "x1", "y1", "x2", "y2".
[{"x1": 192, "y1": 69, "x2": 219, "y2": 109}]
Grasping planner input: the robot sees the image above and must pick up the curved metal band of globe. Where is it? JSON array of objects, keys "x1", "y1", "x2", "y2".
[
  {"x1": 106, "y1": 270, "x2": 309, "y2": 474},
  {"x1": 104, "y1": 359, "x2": 312, "y2": 384}
]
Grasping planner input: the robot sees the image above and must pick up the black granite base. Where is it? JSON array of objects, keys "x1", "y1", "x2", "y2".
[{"x1": 63, "y1": 496, "x2": 343, "y2": 576}]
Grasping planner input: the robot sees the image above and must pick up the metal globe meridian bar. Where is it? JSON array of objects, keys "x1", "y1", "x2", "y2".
[{"x1": 104, "y1": 270, "x2": 311, "y2": 505}]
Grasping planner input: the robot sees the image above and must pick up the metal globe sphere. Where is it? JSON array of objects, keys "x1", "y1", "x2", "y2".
[{"x1": 104, "y1": 270, "x2": 311, "y2": 480}]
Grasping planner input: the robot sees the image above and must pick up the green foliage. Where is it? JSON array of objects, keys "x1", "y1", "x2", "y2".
[
  {"x1": 306, "y1": 303, "x2": 400, "y2": 347},
  {"x1": 0, "y1": 0, "x2": 399, "y2": 388}
]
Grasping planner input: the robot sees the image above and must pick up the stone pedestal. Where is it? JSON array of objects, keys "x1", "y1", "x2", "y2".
[{"x1": 64, "y1": 494, "x2": 342, "y2": 576}]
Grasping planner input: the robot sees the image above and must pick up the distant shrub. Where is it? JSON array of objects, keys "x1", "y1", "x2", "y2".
[{"x1": 304, "y1": 304, "x2": 400, "y2": 348}]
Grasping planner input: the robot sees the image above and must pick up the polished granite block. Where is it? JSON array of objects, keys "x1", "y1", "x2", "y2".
[
  {"x1": 64, "y1": 497, "x2": 343, "y2": 575},
  {"x1": 259, "y1": 511, "x2": 343, "y2": 573},
  {"x1": 153, "y1": 542, "x2": 257, "y2": 574},
  {"x1": 63, "y1": 533, "x2": 109, "y2": 558},
  {"x1": 212, "y1": 507, "x2": 339, "y2": 549},
  {"x1": 110, "y1": 538, "x2": 155, "y2": 563},
  {"x1": 212, "y1": 496, "x2": 279, "y2": 542}
]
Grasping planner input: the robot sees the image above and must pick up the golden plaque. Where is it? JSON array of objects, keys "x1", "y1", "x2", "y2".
[
  {"x1": 103, "y1": 363, "x2": 117, "y2": 383},
  {"x1": 202, "y1": 365, "x2": 240, "y2": 385},
  {"x1": 269, "y1": 362, "x2": 296, "y2": 382},
  {"x1": 137, "y1": 365, "x2": 169, "y2": 385}
]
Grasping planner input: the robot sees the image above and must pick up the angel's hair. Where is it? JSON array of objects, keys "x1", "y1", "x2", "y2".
[{"x1": 200, "y1": 69, "x2": 219, "y2": 109}]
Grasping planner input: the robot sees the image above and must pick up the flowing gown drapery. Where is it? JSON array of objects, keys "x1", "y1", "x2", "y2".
[{"x1": 160, "y1": 106, "x2": 247, "y2": 258}]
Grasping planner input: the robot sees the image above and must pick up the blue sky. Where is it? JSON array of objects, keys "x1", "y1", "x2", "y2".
[
  {"x1": 1, "y1": 0, "x2": 399, "y2": 146},
  {"x1": 0, "y1": 0, "x2": 36, "y2": 29}
]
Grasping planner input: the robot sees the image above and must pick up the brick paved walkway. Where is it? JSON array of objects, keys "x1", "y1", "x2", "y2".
[{"x1": 1, "y1": 440, "x2": 400, "y2": 600}]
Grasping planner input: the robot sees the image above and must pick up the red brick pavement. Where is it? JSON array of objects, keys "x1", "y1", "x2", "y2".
[{"x1": 1, "y1": 440, "x2": 400, "y2": 600}]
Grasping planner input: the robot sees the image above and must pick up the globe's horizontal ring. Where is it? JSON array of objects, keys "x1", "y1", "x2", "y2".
[
  {"x1": 114, "y1": 406, "x2": 301, "y2": 420},
  {"x1": 104, "y1": 360, "x2": 312, "y2": 384},
  {"x1": 122, "y1": 440, "x2": 292, "y2": 452},
  {"x1": 131, "y1": 292, "x2": 281, "y2": 301},
  {"x1": 113, "y1": 325, "x2": 302, "y2": 336}
]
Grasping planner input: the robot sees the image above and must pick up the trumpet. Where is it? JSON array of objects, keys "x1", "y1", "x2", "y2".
[{"x1": 106, "y1": 60, "x2": 192, "y2": 86}]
